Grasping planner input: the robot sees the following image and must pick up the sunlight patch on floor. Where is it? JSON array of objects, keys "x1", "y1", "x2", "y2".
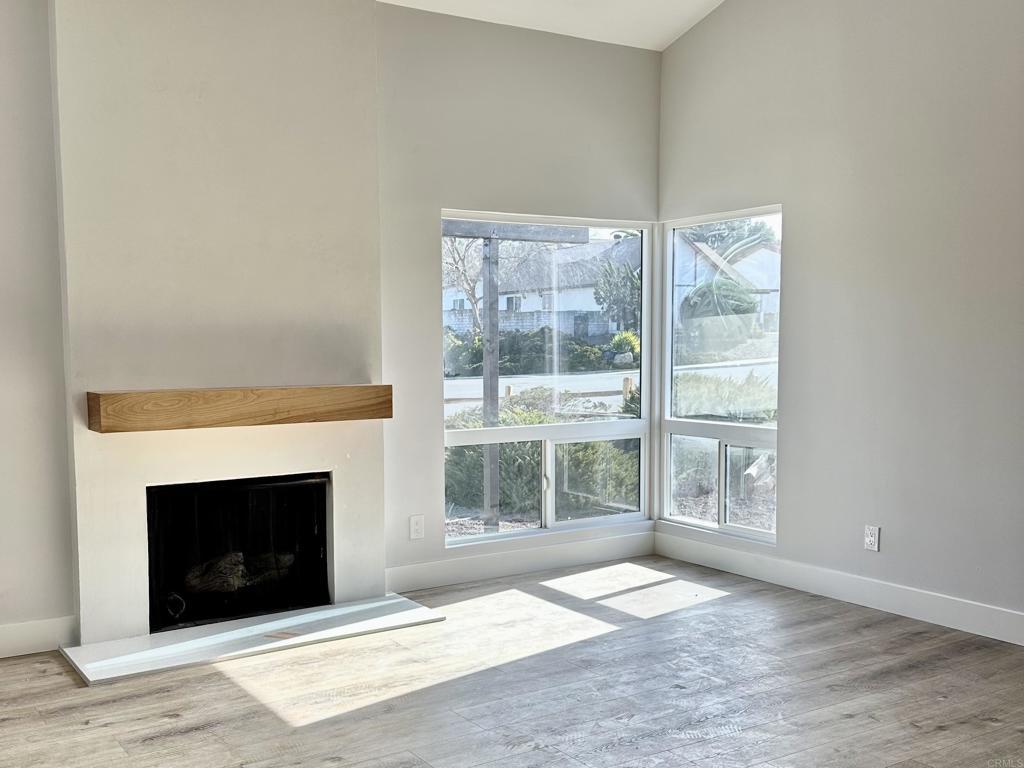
[
  {"x1": 215, "y1": 588, "x2": 617, "y2": 727},
  {"x1": 539, "y1": 562, "x2": 675, "y2": 600},
  {"x1": 598, "y1": 579, "x2": 730, "y2": 619}
]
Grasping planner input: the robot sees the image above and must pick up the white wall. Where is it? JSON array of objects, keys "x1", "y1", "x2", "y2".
[
  {"x1": 659, "y1": 0, "x2": 1024, "y2": 612},
  {"x1": 0, "y1": 0, "x2": 76, "y2": 656},
  {"x1": 377, "y1": 5, "x2": 660, "y2": 581},
  {"x1": 9, "y1": 0, "x2": 1022, "y2": 653},
  {"x1": 52, "y1": 0, "x2": 388, "y2": 643}
]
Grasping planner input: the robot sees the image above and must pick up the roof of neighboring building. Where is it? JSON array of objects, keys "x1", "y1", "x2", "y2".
[{"x1": 443, "y1": 235, "x2": 642, "y2": 293}]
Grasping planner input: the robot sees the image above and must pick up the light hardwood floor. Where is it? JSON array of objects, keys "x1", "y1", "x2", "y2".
[{"x1": 3, "y1": 556, "x2": 1024, "y2": 768}]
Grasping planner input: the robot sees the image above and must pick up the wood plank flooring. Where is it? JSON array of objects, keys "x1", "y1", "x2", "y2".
[{"x1": 2, "y1": 556, "x2": 1023, "y2": 768}]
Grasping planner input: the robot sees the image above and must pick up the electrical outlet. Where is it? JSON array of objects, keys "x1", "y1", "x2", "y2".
[
  {"x1": 864, "y1": 525, "x2": 880, "y2": 552},
  {"x1": 409, "y1": 514, "x2": 425, "y2": 540}
]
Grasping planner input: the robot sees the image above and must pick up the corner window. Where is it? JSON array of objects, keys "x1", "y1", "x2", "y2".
[
  {"x1": 663, "y1": 210, "x2": 781, "y2": 539},
  {"x1": 442, "y1": 217, "x2": 648, "y2": 541}
]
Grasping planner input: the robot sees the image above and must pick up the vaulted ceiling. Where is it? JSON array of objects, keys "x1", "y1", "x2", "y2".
[{"x1": 377, "y1": 0, "x2": 725, "y2": 51}]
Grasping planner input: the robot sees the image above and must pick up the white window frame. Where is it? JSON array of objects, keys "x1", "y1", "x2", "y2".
[
  {"x1": 442, "y1": 210, "x2": 653, "y2": 545},
  {"x1": 656, "y1": 205, "x2": 782, "y2": 545}
]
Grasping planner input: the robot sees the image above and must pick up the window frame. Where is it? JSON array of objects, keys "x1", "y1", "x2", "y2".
[
  {"x1": 656, "y1": 205, "x2": 782, "y2": 545},
  {"x1": 441, "y1": 210, "x2": 653, "y2": 545}
]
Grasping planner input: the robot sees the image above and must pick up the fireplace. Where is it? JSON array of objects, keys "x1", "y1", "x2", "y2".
[{"x1": 147, "y1": 473, "x2": 331, "y2": 633}]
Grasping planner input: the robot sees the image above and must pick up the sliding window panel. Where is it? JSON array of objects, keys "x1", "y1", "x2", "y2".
[
  {"x1": 667, "y1": 435, "x2": 719, "y2": 525},
  {"x1": 554, "y1": 439, "x2": 641, "y2": 523},
  {"x1": 444, "y1": 441, "x2": 543, "y2": 540},
  {"x1": 725, "y1": 445, "x2": 777, "y2": 533}
]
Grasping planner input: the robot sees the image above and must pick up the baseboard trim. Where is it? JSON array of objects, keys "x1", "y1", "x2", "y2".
[
  {"x1": 655, "y1": 527, "x2": 1024, "y2": 647},
  {"x1": 387, "y1": 530, "x2": 655, "y2": 593},
  {"x1": 0, "y1": 615, "x2": 78, "y2": 658}
]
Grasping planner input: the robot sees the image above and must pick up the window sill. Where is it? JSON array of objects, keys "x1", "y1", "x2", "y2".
[
  {"x1": 445, "y1": 514, "x2": 651, "y2": 550},
  {"x1": 656, "y1": 517, "x2": 776, "y2": 547}
]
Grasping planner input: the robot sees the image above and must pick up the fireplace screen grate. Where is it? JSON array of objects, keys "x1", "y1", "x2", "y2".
[{"x1": 147, "y1": 473, "x2": 330, "y2": 633}]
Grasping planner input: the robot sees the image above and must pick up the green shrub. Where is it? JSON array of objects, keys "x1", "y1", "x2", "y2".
[
  {"x1": 445, "y1": 389, "x2": 553, "y2": 515},
  {"x1": 566, "y1": 342, "x2": 604, "y2": 372},
  {"x1": 445, "y1": 386, "x2": 608, "y2": 430},
  {"x1": 555, "y1": 439, "x2": 640, "y2": 519},
  {"x1": 611, "y1": 330, "x2": 640, "y2": 356},
  {"x1": 443, "y1": 327, "x2": 615, "y2": 377},
  {"x1": 672, "y1": 371, "x2": 777, "y2": 423},
  {"x1": 444, "y1": 442, "x2": 542, "y2": 518},
  {"x1": 446, "y1": 427, "x2": 640, "y2": 523},
  {"x1": 443, "y1": 329, "x2": 482, "y2": 377},
  {"x1": 446, "y1": 382, "x2": 647, "y2": 525},
  {"x1": 497, "y1": 329, "x2": 549, "y2": 375}
]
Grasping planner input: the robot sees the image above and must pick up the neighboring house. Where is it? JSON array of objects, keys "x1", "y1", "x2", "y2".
[{"x1": 442, "y1": 235, "x2": 641, "y2": 340}]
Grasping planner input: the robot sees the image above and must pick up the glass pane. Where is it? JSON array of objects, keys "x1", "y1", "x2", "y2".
[
  {"x1": 669, "y1": 435, "x2": 719, "y2": 524},
  {"x1": 726, "y1": 446, "x2": 777, "y2": 532},
  {"x1": 555, "y1": 439, "x2": 641, "y2": 522},
  {"x1": 443, "y1": 221, "x2": 642, "y2": 430},
  {"x1": 670, "y1": 214, "x2": 780, "y2": 425},
  {"x1": 445, "y1": 441, "x2": 542, "y2": 540}
]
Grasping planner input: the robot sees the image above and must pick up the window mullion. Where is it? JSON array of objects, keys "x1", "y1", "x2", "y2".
[
  {"x1": 717, "y1": 441, "x2": 728, "y2": 526},
  {"x1": 542, "y1": 439, "x2": 556, "y2": 529}
]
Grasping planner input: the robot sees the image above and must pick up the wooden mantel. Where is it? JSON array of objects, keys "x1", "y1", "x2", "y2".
[{"x1": 86, "y1": 385, "x2": 392, "y2": 433}]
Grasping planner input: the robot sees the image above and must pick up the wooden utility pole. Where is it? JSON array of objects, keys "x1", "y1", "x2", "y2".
[
  {"x1": 442, "y1": 219, "x2": 590, "y2": 535},
  {"x1": 481, "y1": 236, "x2": 501, "y2": 533}
]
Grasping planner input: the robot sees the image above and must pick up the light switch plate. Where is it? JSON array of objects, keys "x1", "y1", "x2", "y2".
[
  {"x1": 864, "y1": 525, "x2": 880, "y2": 552},
  {"x1": 409, "y1": 514, "x2": 425, "y2": 540}
]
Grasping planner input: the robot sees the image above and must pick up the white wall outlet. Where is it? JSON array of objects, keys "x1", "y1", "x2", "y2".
[
  {"x1": 864, "y1": 525, "x2": 880, "y2": 552},
  {"x1": 409, "y1": 514, "x2": 425, "y2": 540}
]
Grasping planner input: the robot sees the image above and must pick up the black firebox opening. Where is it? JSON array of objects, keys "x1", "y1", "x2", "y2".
[{"x1": 147, "y1": 472, "x2": 331, "y2": 633}]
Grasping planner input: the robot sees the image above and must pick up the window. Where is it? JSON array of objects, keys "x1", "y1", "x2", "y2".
[
  {"x1": 668, "y1": 435, "x2": 718, "y2": 524},
  {"x1": 452, "y1": 298, "x2": 466, "y2": 311},
  {"x1": 555, "y1": 439, "x2": 641, "y2": 522},
  {"x1": 444, "y1": 441, "x2": 542, "y2": 538},
  {"x1": 662, "y1": 209, "x2": 781, "y2": 539},
  {"x1": 725, "y1": 445, "x2": 776, "y2": 532},
  {"x1": 442, "y1": 216, "x2": 648, "y2": 541}
]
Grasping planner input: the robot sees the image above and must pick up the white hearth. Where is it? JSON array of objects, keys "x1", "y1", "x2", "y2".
[{"x1": 63, "y1": 594, "x2": 443, "y2": 684}]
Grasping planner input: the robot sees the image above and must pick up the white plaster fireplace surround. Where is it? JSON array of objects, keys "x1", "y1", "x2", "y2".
[
  {"x1": 49, "y1": 0, "x2": 390, "y2": 646},
  {"x1": 72, "y1": 419, "x2": 386, "y2": 644}
]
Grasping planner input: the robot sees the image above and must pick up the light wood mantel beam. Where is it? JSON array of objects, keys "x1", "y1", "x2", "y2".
[{"x1": 86, "y1": 385, "x2": 393, "y2": 433}]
